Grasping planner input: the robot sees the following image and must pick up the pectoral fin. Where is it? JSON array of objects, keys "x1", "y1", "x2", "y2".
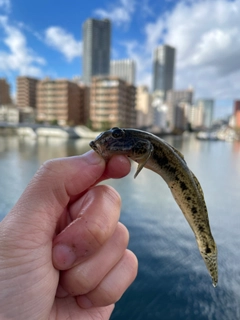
[{"x1": 134, "y1": 146, "x2": 153, "y2": 178}]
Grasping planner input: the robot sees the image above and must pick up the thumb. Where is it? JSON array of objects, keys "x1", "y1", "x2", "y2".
[{"x1": 3, "y1": 151, "x2": 106, "y2": 243}]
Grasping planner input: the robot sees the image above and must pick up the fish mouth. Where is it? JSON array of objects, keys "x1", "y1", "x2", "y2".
[
  {"x1": 89, "y1": 140, "x2": 98, "y2": 152},
  {"x1": 89, "y1": 140, "x2": 106, "y2": 157},
  {"x1": 90, "y1": 140, "x2": 112, "y2": 161},
  {"x1": 89, "y1": 140, "x2": 103, "y2": 155}
]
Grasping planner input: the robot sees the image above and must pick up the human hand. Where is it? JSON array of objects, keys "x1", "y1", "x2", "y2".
[{"x1": 0, "y1": 151, "x2": 138, "y2": 320}]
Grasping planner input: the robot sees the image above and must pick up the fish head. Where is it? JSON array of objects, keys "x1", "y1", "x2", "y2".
[
  {"x1": 89, "y1": 127, "x2": 129, "y2": 159},
  {"x1": 90, "y1": 127, "x2": 149, "y2": 161}
]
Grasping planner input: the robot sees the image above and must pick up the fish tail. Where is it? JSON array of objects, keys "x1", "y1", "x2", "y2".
[{"x1": 199, "y1": 241, "x2": 218, "y2": 287}]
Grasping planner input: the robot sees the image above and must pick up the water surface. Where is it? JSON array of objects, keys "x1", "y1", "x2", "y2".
[{"x1": 0, "y1": 134, "x2": 239, "y2": 320}]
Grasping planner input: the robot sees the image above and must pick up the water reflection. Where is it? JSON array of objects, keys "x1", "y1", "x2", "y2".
[{"x1": 0, "y1": 136, "x2": 92, "y2": 218}]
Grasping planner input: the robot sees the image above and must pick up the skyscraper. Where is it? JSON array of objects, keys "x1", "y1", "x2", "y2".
[
  {"x1": 196, "y1": 99, "x2": 214, "y2": 128},
  {"x1": 153, "y1": 45, "x2": 175, "y2": 99},
  {"x1": 82, "y1": 18, "x2": 111, "y2": 85},
  {"x1": 110, "y1": 59, "x2": 136, "y2": 85}
]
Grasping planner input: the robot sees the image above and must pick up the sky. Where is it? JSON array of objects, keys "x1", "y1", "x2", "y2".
[{"x1": 0, "y1": 0, "x2": 239, "y2": 119}]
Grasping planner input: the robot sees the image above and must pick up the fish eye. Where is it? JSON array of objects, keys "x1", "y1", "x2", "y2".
[{"x1": 111, "y1": 128, "x2": 124, "y2": 139}]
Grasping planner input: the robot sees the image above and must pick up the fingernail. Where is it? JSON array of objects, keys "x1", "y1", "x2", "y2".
[
  {"x1": 85, "y1": 150, "x2": 103, "y2": 165},
  {"x1": 53, "y1": 244, "x2": 76, "y2": 270},
  {"x1": 77, "y1": 295, "x2": 93, "y2": 309}
]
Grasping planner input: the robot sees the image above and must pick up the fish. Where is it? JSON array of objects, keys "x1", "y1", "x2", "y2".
[{"x1": 89, "y1": 127, "x2": 218, "y2": 287}]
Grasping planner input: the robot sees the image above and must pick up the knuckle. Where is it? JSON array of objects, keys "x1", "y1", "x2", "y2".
[
  {"x1": 96, "y1": 184, "x2": 121, "y2": 206},
  {"x1": 85, "y1": 217, "x2": 108, "y2": 247},
  {"x1": 37, "y1": 159, "x2": 58, "y2": 178},
  {"x1": 114, "y1": 223, "x2": 129, "y2": 249},
  {"x1": 104, "y1": 185, "x2": 121, "y2": 206},
  {"x1": 75, "y1": 271, "x2": 99, "y2": 295},
  {"x1": 125, "y1": 250, "x2": 138, "y2": 278},
  {"x1": 85, "y1": 186, "x2": 121, "y2": 246},
  {"x1": 33, "y1": 158, "x2": 68, "y2": 211},
  {"x1": 62, "y1": 267, "x2": 99, "y2": 296},
  {"x1": 100, "y1": 284, "x2": 123, "y2": 305}
]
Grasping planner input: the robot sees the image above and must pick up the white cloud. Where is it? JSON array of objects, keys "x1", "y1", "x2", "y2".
[
  {"x1": 0, "y1": 0, "x2": 11, "y2": 13},
  {"x1": 94, "y1": 0, "x2": 136, "y2": 26},
  {"x1": 128, "y1": 0, "x2": 240, "y2": 99},
  {"x1": 163, "y1": 1, "x2": 240, "y2": 71},
  {"x1": 17, "y1": 21, "x2": 43, "y2": 42},
  {"x1": 141, "y1": 0, "x2": 155, "y2": 17},
  {"x1": 0, "y1": 16, "x2": 45, "y2": 77},
  {"x1": 123, "y1": 40, "x2": 152, "y2": 87},
  {"x1": 45, "y1": 27, "x2": 81, "y2": 62}
]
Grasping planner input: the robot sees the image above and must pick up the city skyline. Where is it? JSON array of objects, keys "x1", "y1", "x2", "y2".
[{"x1": 1, "y1": 0, "x2": 240, "y2": 119}]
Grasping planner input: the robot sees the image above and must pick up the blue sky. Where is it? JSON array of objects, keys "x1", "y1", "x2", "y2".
[{"x1": 0, "y1": 0, "x2": 239, "y2": 119}]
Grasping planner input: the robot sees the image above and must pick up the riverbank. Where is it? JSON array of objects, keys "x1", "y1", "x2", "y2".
[
  {"x1": 196, "y1": 126, "x2": 240, "y2": 142},
  {"x1": 0, "y1": 123, "x2": 99, "y2": 139}
]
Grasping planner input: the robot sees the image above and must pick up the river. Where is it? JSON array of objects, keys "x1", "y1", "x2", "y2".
[{"x1": 0, "y1": 134, "x2": 239, "y2": 320}]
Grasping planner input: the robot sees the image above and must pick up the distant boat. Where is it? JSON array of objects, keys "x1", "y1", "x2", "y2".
[{"x1": 196, "y1": 131, "x2": 218, "y2": 141}]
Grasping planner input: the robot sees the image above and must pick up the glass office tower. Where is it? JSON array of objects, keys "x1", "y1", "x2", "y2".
[
  {"x1": 82, "y1": 18, "x2": 111, "y2": 85},
  {"x1": 153, "y1": 45, "x2": 175, "y2": 99}
]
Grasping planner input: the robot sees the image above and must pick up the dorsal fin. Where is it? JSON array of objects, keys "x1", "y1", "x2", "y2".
[{"x1": 171, "y1": 145, "x2": 185, "y2": 162}]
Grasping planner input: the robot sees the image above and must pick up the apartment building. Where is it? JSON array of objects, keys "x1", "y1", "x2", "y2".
[
  {"x1": 90, "y1": 76, "x2": 136, "y2": 130},
  {"x1": 16, "y1": 76, "x2": 39, "y2": 108},
  {"x1": 0, "y1": 78, "x2": 12, "y2": 105},
  {"x1": 36, "y1": 79, "x2": 85, "y2": 126}
]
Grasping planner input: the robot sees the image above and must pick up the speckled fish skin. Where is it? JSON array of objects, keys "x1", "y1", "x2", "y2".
[{"x1": 90, "y1": 127, "x2": 218, "y2": 287}]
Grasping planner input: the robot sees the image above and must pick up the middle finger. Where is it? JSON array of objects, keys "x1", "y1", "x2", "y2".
[
  {"x1": 58, "y1": 222, "x2": 129, "y2": 296},
  {"x1": 52, "y1": 184, "x2": 121, "y2": 270}
]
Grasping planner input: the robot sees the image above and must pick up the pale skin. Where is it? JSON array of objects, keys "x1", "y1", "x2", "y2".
[{"x1": 0, "y1": 151, "x2": 138, "y2": 320}]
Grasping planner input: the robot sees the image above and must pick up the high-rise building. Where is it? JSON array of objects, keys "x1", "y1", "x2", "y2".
[
  {"x1": 90, "y1": 76, "x2": 136, "y2": 130},
  {"x1": 16, "y1": 76, "x2": 39, "y2": 108},
  {"x1": 0, "y1": 78, "x2": 12, "y2": 105},
  {"x1": 36, "y1": 78, "x2": 85, "y2": 126},
  {"x1": 196, "y1": 99, "x2": 214, "y2": 128},
  {"x1": 153, "y1": 45, "x2": 175, "y2": 99},
  {"x1": 110, "y1": 59, "x2": 136, "y2": 85},
  {"x1": 82, "y1": 18, "x2": 111, "y2": 85},
  {"x1": 166, "y1": 89, "x2": 193, "y2": 132}
]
